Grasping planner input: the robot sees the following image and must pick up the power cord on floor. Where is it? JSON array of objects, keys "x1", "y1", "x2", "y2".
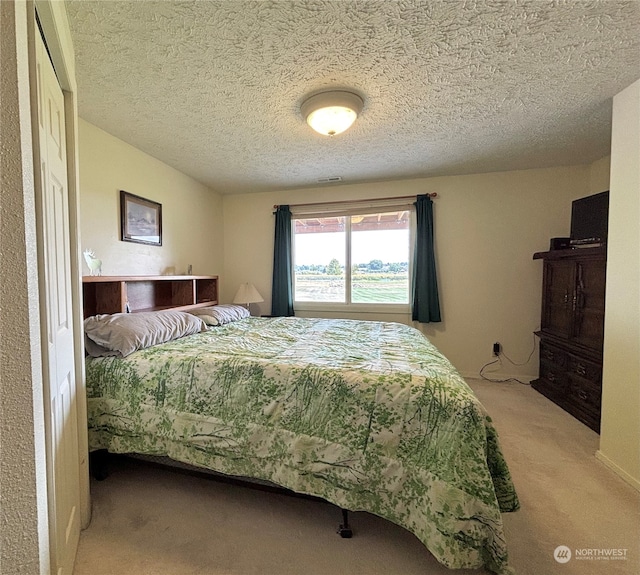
[{"x1": 479, "y1": 332, "x2": 538, "y2": 385}]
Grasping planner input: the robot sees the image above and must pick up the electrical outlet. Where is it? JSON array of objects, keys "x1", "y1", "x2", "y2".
[{"x1": 493, "y1": 342, "x2": 501, "y2": 356}]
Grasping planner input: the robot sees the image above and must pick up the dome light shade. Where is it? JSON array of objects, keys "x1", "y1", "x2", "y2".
[{"x1": 301, "y1": 91, "x2": 364, "y2": 136}]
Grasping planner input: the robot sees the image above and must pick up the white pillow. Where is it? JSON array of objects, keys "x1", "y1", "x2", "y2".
[
  {"x1": 190, "y1": 304, "x2": 250, "y2": 326},
  {"x1": 84, "y1": 310, "x2": 207, "y2": 358}
]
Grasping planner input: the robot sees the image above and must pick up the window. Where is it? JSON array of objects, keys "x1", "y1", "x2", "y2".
[{"x1": 293, "y1": 210, "x2": 411, "y2": 306}]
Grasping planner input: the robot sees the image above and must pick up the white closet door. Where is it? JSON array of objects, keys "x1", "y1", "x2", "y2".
[{"x1": 35, "y1": 26, "x2": 81, "y2": 575}]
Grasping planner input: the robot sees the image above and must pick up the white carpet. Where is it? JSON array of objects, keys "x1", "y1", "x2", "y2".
[{"x1": 74, "y1": 379, "x2": 640, "y2": 575}]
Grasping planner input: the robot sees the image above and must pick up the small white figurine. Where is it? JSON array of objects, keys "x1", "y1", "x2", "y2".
[{"x1": 83, "y1": 249, "x2": 102, "y2": 276}]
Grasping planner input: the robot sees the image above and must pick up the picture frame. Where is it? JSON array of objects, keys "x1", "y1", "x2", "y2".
[{"x1": 120, "y1": 190, "x2": 162, "y2": 246}]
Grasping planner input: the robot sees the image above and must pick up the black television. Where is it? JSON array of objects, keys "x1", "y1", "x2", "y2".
[{"x1": 570, "y1": 191, "x2": 609, "y2": 246}]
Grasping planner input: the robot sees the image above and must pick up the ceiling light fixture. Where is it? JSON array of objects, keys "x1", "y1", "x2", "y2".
[{"x1": 301, "y1": 90, "x2": 364, "y2": 136}]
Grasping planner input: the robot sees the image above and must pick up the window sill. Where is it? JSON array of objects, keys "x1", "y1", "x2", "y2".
[{"x1": 294, "y1": 302, "x2": 411, "y2": 315}]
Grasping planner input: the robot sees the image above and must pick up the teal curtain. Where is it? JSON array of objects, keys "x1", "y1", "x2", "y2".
[
  {"x1": 412, "y1": 195, "x2": 441, "y2": 323},
  {"x1": 271, "y1": 205, "x2": 294, "y2": 317}
]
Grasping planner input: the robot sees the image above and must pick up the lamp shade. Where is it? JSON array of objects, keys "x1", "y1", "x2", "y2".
[
  {"x1": 233, "y1": 282, "x2": 264, "y2": 305},
  {"x1": 301, "y1": 91, "x2": 364, "y2": 136}
]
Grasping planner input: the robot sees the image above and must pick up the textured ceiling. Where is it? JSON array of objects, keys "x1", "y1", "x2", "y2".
[{"x1": 65, "y1": 0, "x2": 640, "y2": 195}]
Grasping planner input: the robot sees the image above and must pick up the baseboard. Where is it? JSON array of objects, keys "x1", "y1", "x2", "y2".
[
  {"x1": 460, "y1": 371, "x2": 536, "y2": 384},
  {"x1": 595, "y1": 450, "x2": 640, "y2": 492}
]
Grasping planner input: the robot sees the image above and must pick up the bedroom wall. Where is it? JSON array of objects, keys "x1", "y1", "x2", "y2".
[
  {"x1": 1, "y1": 1, "x2": 51, "y2": 572},
  {"x1": 78, "y1": 120, "x2": 224, "y2": 279},
  {"x1": 598, "y1": 78, "x2": 640, "y2": 490},
  {"x1": 222, "y1": 165, "x2": 590, "y2": 380},
  {"x1": 589, "y1": 155, "x2": 611, "y2": 194}
]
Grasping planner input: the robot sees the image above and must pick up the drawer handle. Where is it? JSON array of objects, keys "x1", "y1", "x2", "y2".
[
  {"x1": 544, "y1": 350, "x2": 554, "y2": 361},
  {"x1": 578, "y1": 390, "x2": 588, "y2": 401},
  {"x1": 575, "y1": 364, "x2": 587, "y2": 377},
  {"x1": 547, "y1": 373, "x2": 556, "y2": 383}
]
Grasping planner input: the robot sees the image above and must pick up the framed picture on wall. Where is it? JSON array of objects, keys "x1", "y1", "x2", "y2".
[{"x1": 120, "y1": 190, "x2": 162, "y2": 246}]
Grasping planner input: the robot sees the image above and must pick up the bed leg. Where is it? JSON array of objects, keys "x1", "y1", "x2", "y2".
[
  {"x1": 337, "y1": 508, "x2": 353, "y2": 538},
  {"x1": 90, "y1": 449, "x2": 110, "y2": 481}
]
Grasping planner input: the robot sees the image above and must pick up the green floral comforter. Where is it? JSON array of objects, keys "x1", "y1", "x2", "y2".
[{"x1": 86, "y1": 316, "x2": 518, "y2": 573}]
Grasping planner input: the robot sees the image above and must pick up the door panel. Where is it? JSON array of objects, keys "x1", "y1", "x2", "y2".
[
  {"x1": 542, "y1": 260, "x2": 575, "y2": 339},
  {"x1": 35, "y1": 28, "x2": 80, "y2": 575},
  {"x1": 573, "y1": 259, "x2": 606, "y2": 350}
]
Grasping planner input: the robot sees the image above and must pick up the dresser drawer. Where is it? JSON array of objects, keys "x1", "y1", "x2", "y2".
[
  {"x1": 538, "y1": 362, "x2": 567, "y2": 391},
  {"x1": 539, "y1": 342, "x2": 567, "y2": 368},
  {"x1": 567, "y1": 374, "x2": 601, "y2": 414},
  {"x1": 538, "y1": 342, "x2": 568, "y2": 395},
  {"x1": 567, "y1": 355, "x2": 601, "y2": 384}
]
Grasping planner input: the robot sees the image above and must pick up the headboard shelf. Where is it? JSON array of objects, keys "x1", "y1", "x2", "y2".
[{"x1": 82, "y1": 275, "x2": 218, "y2": 318}]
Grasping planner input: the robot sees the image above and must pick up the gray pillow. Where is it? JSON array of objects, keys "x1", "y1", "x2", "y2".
[
  {"x1": 84, "y1": 310, "x2": 207, "y2": 358},
  {"x1": 190, "y1": 304, "x2": 250, "y2": 326}
]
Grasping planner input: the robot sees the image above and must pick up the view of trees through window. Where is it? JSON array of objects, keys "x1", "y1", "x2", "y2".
[{"x1": 293, "y1": 211, "x2": 410, "y2": 304}]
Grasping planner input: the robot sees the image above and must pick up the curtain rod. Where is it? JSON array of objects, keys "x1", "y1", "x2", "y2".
[{"x1": 273, "y1": 192, "x2": 437, "y2": 210}]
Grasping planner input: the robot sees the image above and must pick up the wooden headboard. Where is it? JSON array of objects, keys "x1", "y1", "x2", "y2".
[{"x1": 82, "y1": 275, "x2": 218, "y2": 318}]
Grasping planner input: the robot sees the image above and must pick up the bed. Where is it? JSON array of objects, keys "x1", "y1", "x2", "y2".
[{"x1": 84, "y1": 309, "x2": 519, "y2": 574}]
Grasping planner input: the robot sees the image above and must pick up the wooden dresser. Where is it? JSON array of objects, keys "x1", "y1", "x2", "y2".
[{"x1": 532, "y1": 247, "x2": 606, "y2": 433}]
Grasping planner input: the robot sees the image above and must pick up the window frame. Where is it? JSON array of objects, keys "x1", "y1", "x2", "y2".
[{"x1": 292, "y1": 207, "x2": 415, "y2": 314}]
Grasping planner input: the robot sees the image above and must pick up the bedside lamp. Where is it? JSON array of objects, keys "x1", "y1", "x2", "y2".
[{"x1": 233, "y1": 282, "x2": 264, "y2": 315}]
